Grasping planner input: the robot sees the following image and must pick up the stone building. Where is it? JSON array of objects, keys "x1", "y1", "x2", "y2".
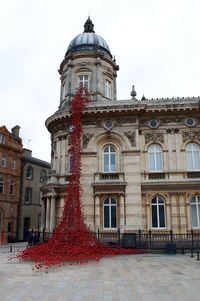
[
  {"x1": 41, "y1": 18, "x2": 200, "y2": 234},
  {"x1": 18, "y1": 149, "x2": 50, "y2": 241},
  {"x1": 0, "y1": 125, "x2": 23, "y2": 244}
]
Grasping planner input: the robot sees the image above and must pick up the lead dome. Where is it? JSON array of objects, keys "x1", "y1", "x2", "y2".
[{"x1": 65, "y1": 17, "x2": 112, "y2": 58}]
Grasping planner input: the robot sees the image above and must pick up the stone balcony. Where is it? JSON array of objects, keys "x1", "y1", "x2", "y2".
[{"x1": 92, "y1": 172, "x2": 126, "y2": 194}]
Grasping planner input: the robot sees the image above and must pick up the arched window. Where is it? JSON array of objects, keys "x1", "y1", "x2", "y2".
[
  {"x1": 148, "y1": 144, "x2": 163, "y2": 172},
  {"x1": 191, "y1": 195, "x2": 200, "y2": 228},
  {"x1": 151, "y1": 196, "x2": 166, "y2": 228},
  {"x1": 0, "y1": 176, "x2": 4, "y2": 193},
  {"x1": 24, "y1": 187, "x2": 32, "y2": 204},
  {"x1": 26, "y1": 166, "x2": 33, "y2": 180},
  {"x1": 103, "y1": 145, "x2": 116, "y2": 172},
  {"x1": 186, "y1": 143, "x2": 200, "y2": 170},
  {"x1": 103, "y1": 197, "x2": 117, "y2": 229}
]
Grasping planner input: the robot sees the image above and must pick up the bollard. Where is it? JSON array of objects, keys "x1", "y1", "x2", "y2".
[
  {"x1": 191, "y1": 248, "x2": 194, "y2": 257},
  {"x1": 9, "y1": 246, "x2": 12, "y2": 253},
  {"x1": 197, "y1": 250, "x2": 200, "y2": 261},
  {"x1": 181, "y1": 247, "x2": 185, "y2": 255}
]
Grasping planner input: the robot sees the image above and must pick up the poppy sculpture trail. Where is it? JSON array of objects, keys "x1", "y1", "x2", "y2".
[{"x1": 16, "y1": 87, "x2": 144, "y2": 270}]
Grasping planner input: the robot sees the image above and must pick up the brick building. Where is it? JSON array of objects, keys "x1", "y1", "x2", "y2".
[{"x1": 0, "y1": 125, "x2": 23, "y2": 244}]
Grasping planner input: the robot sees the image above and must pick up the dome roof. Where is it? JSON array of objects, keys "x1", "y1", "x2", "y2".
[{"x1": 65, "y1": 17, "x2": 112, "y2": 58}]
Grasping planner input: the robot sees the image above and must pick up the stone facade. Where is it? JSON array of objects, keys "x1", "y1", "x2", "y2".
[
  {"x1": 0, "y1": 125, "x2": 23, "y2": 244},
  {"x1": 41, "y1": 18, "x2": 200, "y2": 234}
]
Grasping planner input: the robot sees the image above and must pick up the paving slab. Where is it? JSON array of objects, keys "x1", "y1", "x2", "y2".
[{"x1": 0, "y1": 243, "x2": 200, "y2": 301}]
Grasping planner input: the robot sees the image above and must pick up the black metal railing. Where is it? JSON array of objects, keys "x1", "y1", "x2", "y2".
[{"x1": 23, "y1": 228, "x2": 200, "y2": 254}]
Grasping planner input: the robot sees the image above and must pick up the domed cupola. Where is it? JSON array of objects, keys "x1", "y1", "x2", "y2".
[
  {"x1": 58, "y1": 17, "x2": 119, "y2": 111},
  {"x1": 65, "y1": 17, "x2": 112, "y2": 58}
]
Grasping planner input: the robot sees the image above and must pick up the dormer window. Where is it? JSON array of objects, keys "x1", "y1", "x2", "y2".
[
  {"x1": 105, "y1": 80, "x2": 111, "y2": 99},
  {"x1": 79, "y1": 75, "x2": 89, "y2": 89}
]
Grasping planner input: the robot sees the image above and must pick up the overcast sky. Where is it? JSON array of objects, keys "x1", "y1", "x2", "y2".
[{"x1": 1, "y1": 0, "x2": 199, "y2": 162}]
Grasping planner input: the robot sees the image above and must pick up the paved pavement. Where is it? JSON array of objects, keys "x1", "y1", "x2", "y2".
[{"x1": 0, "y1": 243, "x2": 200, "y2": 301}]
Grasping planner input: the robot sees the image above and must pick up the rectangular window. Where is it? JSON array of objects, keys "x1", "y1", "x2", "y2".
[
  {"x1": 12, "y1": 158, "x2": 17, "y2": 170},
  {"x1": 111, "y1": 206, "x2": 116, "y2": 228},
  {"x1": 1, "y1": 156, "x2": 7, "y2": 168},
  {"x1": 79, "y1": 75, "x2": 89, "y2": 89},
  {"x1": 25, "y1": 188, "x2": 32, "y2": 204},
  {"x1": 105, "y1": 80, "x2": 111, "y2": 99},
  {"x1": 0, "y1": 134, "x2": 6, "y2": 144},
  {"x1": 0, "y1": 180, "x2": 4, "y2": 193},
  {"x1": 104, "y1": 154, "x2": 109, "y2": 172}
]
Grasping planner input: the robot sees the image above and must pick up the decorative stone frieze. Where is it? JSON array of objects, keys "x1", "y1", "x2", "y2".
[
  {"x1": 144, "y1": 132, "x2": 164, "y2": 144},
  {"x1": 82, "y1": 133, "x2": 93, "y2": 149},
  {"x1": 124, "y1": 131, "x2": 136, "y2": 146},
  {"x1": 117, "y1": 117, "x2": 137, "y2": 126},
  {"x1": 166, "y1": 128, "x2": 179, "y2": 134},
  {"x1": 182, "y1": 131, "x2": 200, "y2": 142}
]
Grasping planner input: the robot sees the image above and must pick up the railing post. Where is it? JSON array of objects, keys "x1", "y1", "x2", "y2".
[
  {"x1": 43, "y1": 228, "x2": 45, "y2": 243},
  {"x1": 138, "y1": 228, "x2": 141, "y2": 248},
  {"x1": 149, "y1": 229, "x2": 152, "y2": 250},
  {"x1": 191, "y1": 228, "x2": 194, "y2": 251},
  {"x1": 197, "y1": 250, "x2": 200, "y2": 261},
  {"x1": 170, "y1": 229, "x2": 173, "y2": 244},
  {"x1": 9, "y1": 246, "x2": 12, "y2": 253},
  {"x1": 97, "y1": 228, "x2": 100, "y2": 242},
  {"x1": 191, "y1": 248, "x2": 194, "y2": 257},
  {"x1": 118, "y1": 228, "x2": 121, "y2": 245}
]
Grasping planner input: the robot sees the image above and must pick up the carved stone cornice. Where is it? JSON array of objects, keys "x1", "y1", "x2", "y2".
[
  {"x1": 145, "y1": 132, "x2": 164, "y2": 144},
  {"x1": 182, "y1": 131, "x2": 200, "y2": 142},
  {"x1": 82, "y1": 133, "x2": 93, "y2": 149},
  {"x1": 124, "y1": 131, "x2": 136, "y2": 146}
]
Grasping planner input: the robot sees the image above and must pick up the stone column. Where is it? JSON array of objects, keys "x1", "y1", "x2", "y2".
[
  {"x1": 50, "y1": 195, "x2": 56, "y2": 233},
  {"x1": 119, "y1": 194, "x2": 125, "y2": 231},
  {"x1": 94, "y1": 194, "x2": 100, "y2": 230},
  {"x1": 41, "y1": 199, "x2": 46, "y2": 231},
  {"x1": 45, "y1": 197, "x2": 50, "y2": 232}
]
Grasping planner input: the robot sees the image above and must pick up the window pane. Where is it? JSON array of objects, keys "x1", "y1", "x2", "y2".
[
  {"x1": 156, "y1": 153, "x2": 163, "y2": 171},
  {"x1": 104, "y1": 154, "x2": 109, "y2": 172},
  {"x1": 111, "y1": 206, "x2": 116, "y2": 228},
  {"x1": 149, "y1": 153, "x2": 156, "y2": 171},
  {"x1": 187, "y1": 151, "x2": 193, "y2": 169},
  {"x1": 110, "y1": 154, "x2": 116, "y2": 172},
  {"x1": 194, "y1": 151, "x2": 200, "y2": 169},
  {"x1": 159, "y1": 205, "x2": 165, "y2": 227},
  {"x1": 104, "y1": 206, "x2": 109, "y2": 228},
  {"x1": 191, "y1": 205, "x2": 198, "y2": 227},
  {"x1": 152, "y1": 206, "x2": 158, "y2": 227}
]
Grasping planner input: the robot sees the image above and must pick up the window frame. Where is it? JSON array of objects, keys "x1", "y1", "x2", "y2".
[
  {"x1": 191, "y1": 195, "x2": 200, "y2": 228},
  {"x1": 78, "y1": 75, "x2": 89, "y2": 90},
  {"x1": 26, "y1": 166, "x2": 33, "y2": 180},
  {"x1": 148, "y1": 144, "x2": 164, "y2": 172},
  {"x1": 103, "y1": 145, "x2": 116, "y2": 173},
  {"x1": 0, "y1": 176, "x2": 4, "y2": 194},
  {"x1": 151, "y1": 196, "x2": 166, "y2": 229},
  {"x1": 24, "y1": 187, "x2": 32, "y2": 204},
  {"x1": 186, "y1": 142, "x2": 200, "y2": 171},
  {"x1": 1, "y1": 155, "x2": 7, "y2": 168},
  {"x1": 0, "y1": 134, "x2": 6, "y2": 144},
  {"x1": 10, "y1": 179, "x2": 15, "y2": 195},
  {"x1": 103, "y1": 197, "x2": 117, "y2": 229},
  {"x1": 105, "y1": 79, "x2": 112, "y2": 99}
]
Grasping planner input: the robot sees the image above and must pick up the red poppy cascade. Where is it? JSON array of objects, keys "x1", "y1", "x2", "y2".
[{"x1": 16, "y1": 86, "x2": 143, "y2": 270}]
